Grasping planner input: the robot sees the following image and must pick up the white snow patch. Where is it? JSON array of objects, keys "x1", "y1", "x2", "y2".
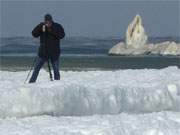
[{"x1": 0, "y1": 112, "x2": 180, "y2": 135}]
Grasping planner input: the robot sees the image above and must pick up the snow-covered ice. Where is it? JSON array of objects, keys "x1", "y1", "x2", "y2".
[
  {"x1": 0, "y1": 112, "x2": 180, "y2": 135},
  {"x1": 0, "y1": 66, "x2": 180, "y2": 134},
  {"x1": 0, "y1": 66, "x2": 180, "y2": 118}
]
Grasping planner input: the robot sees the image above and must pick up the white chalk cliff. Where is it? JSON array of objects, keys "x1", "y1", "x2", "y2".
[{"x1": 109, "y1": 14, "x2": 180, "y2": 56}]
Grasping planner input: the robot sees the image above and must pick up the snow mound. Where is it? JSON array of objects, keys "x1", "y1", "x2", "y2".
[
  {"x1": 0, "y1": 112, "x2": 180, "y2": 135},
  {"x1": 0, "y1": 67, "x2": 180, "y2": 118}
]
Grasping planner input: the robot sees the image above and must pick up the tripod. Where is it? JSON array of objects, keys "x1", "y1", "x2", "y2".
[{"x1": 43, "y1": 25, "x2": 53, "y2": 81}]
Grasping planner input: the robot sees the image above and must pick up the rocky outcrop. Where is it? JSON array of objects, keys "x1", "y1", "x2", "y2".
[
  {"x1": 126, "y1": 15, "x2": 147, "y2": 49},
  {"x1": 109, "y1": 15, "x2": 180, "y2": 56},
  {"x1": 163, "y1": 42, "x2": 180, "y2": 55}
]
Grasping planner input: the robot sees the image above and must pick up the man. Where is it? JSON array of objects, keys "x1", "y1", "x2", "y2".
[{"x1": 29, "y1": 14, "x2": 65, "y2": 83}]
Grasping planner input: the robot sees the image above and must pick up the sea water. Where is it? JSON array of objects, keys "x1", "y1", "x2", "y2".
[{"x1": 0, "y1": 36, "x2": 180, "y2": 71}]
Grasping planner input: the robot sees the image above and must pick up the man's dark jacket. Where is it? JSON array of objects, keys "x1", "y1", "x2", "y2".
[{"x1": 32, "y1": 22, "x2": 65, "y2": 60}]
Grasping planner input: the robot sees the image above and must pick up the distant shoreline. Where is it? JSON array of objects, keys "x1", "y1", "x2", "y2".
[
  {"x1": 0, "y1": 55, "x2": 179, "y2": 71},
  {"x1": 1, "y1": 54, "x2": 180, "y2": 58}
]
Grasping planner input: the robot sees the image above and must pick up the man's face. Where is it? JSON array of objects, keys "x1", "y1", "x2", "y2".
[{"x1": 45, "y1": 20, "x2": 52, "y2": 27}]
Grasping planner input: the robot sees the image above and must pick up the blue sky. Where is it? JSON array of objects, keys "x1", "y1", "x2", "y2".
[{"x1": 1, "y1": 0, "x2": 180, "y2": 37}]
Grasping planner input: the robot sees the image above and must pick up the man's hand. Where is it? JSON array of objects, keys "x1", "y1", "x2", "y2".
[
  {"x1": 44, "y1": 21, "x2": 52, "y2": 33},
  {"x1": 47, "y1": 27, "x2": 52, "y2": 32}
]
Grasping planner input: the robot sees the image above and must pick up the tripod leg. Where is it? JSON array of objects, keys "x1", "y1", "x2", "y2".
[
  {"x1": 47, "y1": 59, "x2": 53, "y2": 81},
  {"x1": 24, "y1": 56, "x2": 37, "y2": 84}
]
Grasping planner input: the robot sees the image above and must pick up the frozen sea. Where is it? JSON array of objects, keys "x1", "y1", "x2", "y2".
[
  {"x1": 0, "y1": 37, "x2": 180, "y2": 135},
  {"x1": 0, "y1": 67, "x2": 180, "y2": 134}
]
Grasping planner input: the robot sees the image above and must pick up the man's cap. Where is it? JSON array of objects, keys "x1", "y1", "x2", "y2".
[{"x1": 44, "y1": 14, "x2": 53, "y2": 21}]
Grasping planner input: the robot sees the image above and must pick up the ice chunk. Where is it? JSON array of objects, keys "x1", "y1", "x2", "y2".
[{"x1": 0, "y1": 67, "x2": 180, "y2": 118}]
